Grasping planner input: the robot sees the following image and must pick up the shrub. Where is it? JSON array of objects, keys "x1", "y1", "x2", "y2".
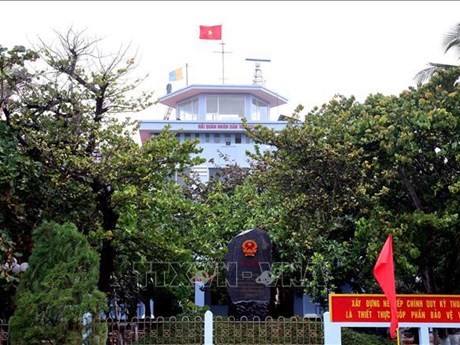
[
  {"x1": 9, "y1": 221, "x2": 107, "y2": 344},
  {"x1": 342, "y1": 327, "x2": 395, "y2": 345}
]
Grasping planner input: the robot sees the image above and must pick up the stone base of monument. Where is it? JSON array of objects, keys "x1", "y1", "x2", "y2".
[{"x1": 230, "y1": 300, "x2": 269, "y2": 320}]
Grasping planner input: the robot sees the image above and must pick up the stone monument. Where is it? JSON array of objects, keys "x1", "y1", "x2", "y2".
[{"x1": 225, "y1": 227, "x2": 273, "y2": 320}]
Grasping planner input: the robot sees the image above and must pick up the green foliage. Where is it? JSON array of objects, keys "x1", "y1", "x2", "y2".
[
  {"x1": 0, "y1": 45, "x2": 38, "y2": 108},
  {"x1": 0, "y1": 45, "x2": 43, "y2": 247},
  {"x1": 4, "y1": 25, "x2": 460, "y2": 322},
  {"x1": 182, "y1": 160, "x2": 283, "y2": 264},
  {"x1": 242, "y1": 95, "x2": 372, "y2": 300},
  {"x1": 9, "y1": 221, "x2": 106, "y2": 345},
  {"x1": 241, "y1": 66, "x2": 460, "y2": 302},
  {"x1": 342, "y1": 328, "x2": 395, "y2": 345},
  {"x1": 177, "y1": 301, "x2": 210, "y2": 319},
  {"x1": 0, "y1": 30, "x2": 205, "y2": 316},
  {"x1": 0, "y1": 121, "x2": 43, "y2": 318},
  {"x1": 0, "y1": 121, "x2": 42, "y2": 241},
  {"x1": 350, "y1": 68, "x2": 460, "y2": 294},
  {"x1": 108, "y1": 130, "x2": 204, "y2": 310}
]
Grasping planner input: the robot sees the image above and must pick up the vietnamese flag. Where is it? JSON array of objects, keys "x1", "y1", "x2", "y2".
[
  {"x1": 199, "y1": 25, "x2": 222, "y2": 40},
  {"x1": 373, "y1": 234, "x2": 398, "y2": 338}
]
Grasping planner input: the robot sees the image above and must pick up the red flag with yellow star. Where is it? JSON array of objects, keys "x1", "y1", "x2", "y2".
[{"x1": 199, "y1": 25, "x2": 222, "y2": 40}]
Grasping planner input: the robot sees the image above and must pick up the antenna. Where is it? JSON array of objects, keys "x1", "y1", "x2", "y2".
[
  {"x1": 214, "y1": 42, "x2": 232, "y2": 84},
  {"x1": 245, "y1": 58, "x2": 271, "y2": 86}
]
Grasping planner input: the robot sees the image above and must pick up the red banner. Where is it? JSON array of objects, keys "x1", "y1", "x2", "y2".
[{"x1": 330, "y1": 294, "x2": 460, "y2": 323}]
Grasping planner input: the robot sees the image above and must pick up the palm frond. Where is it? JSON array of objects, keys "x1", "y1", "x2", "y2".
[
  {"x1": 414, "y1": 65, "x2": 438, "y2": 84},
  {"x1": 428, "y1": 62, "x2": 458, "y2": 68},
  {"x1": 415, "y1": 24, "x2": 460, "y2": 84},
  {"x1": 454, "y1": 76, "x2": 460, "y2": 86},
  {"x1": 443, "y1": 23, "x2": 460, "y2": 54},
  {"x1": 414, "y1": 63, "x2": 458, "y2": 84}
]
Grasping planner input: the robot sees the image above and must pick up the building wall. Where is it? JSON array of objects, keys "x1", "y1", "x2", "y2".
[
  {"x1": 141, "y1": 85, "x2": 289, "y2": 183},
  {"x1": 139, "y1": 120, "x2": 286, "y2": 182}
]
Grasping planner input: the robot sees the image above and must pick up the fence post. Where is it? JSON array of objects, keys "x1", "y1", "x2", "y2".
[
  {"x1": 418, "y1": 325, "x2": 430, "y2": 345},
  {"x1": 323, "y1": 311, "x2": 342, "y2": 345},
  {"x1": 204, "y1": 310, "x2": 213, "y2": 345}
]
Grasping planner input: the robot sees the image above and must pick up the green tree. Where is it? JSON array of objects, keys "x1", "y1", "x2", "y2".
[
  {"x1": 0, "y1": 28, "x2": 203, "y2": 312},
  {"x1": 107, "y1": 130, "x2": 204, "y2": 315},
  {"x1": 351, "y1": 67, "x2": 460, "y2": 294},
  {"x1": 243, "y1": 97, "x2": 371, "y2": 303},
  {"x1": 0, "y1": 121, "x2": 43, "y2": 319},
  {"x1": 9, "y1": 221, "x2": 106, "y2": 345},
  {"x1": 244, "y1": 67, "x2": 460, "y2": 303},
  {"x1": 0, "y1": 121, "x2": 42, "y2": 255},
  {"x1": 0, "y1": 44, "x2": 43, "y2": 259}
]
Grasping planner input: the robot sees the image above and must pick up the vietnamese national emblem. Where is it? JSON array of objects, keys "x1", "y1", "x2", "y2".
[{"x1": 242, "y1": 240, "x2": 258, "y2": 257}]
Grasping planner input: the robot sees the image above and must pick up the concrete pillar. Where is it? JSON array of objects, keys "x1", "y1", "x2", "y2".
[
  {"x1": 195, "y1": 281, "x2": 205, "y2": 307},
  {"x1": 204, "y1": 310, "x2": 213, "y2": 345}
]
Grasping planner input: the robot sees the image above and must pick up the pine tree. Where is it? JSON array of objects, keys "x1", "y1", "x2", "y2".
[{"x1": 9, "y1": 221, "x2": 107, "y2": 345}]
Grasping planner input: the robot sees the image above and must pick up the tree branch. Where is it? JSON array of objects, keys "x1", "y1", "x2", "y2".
[{"x1": 398, "y1": 167, "x2": 423, "y2": 210}]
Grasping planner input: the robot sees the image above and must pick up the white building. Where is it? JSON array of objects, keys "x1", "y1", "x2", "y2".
[{"x1": 139, "y1": 84, "x2": 288, "y2": 183}]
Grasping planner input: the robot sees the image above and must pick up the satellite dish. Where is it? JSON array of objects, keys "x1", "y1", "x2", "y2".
[{"x1": 166, "y1": 83, "x2": 172, "y2": 94}]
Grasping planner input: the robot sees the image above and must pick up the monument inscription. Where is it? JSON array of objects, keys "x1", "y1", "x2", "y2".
[{"x1": 225, "y1": 227, "x2": 272, "y2": 320}]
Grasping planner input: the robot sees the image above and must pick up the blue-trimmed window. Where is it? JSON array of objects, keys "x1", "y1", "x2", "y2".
[
  {"x1": 177, "y1": 97, "x2": 199, "y2": 120},
  {"x1": 206, "y1": 95, "x2": 245, "y2": 120},
  {"x1": 251, "y1": 98, "x2": 268, "y2": 121}
]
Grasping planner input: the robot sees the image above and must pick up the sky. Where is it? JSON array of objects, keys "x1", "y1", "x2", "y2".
[{"x1": 2, "y1": 1, "x2": 460, "y2": 120}]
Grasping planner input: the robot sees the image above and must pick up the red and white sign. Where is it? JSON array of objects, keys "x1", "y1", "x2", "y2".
[
  {"x1": 329, "y1": 294, "x2": 460, "y2": 323},
  {"x1": 197, "y1": 123, "x2": 250, "y2": 130}
]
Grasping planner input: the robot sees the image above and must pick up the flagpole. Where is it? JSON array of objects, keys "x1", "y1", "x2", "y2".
[
  {"x1": 396, "y1": 328, "x2": 401, "y2": 345},
  {"x1": 221, "y1": 42, "x2": 225, "y2": 85},
  {"x1": 186, "y1": 63, "x2": 189, "y2": 86}
]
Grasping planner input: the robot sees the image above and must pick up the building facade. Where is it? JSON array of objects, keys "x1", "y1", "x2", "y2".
[
  {"x1": 138, "y1": 83, "x2": 322, "y2": 317},
  {"x1": 139, "y1": 84, "x2": 288, "y2": 182}
]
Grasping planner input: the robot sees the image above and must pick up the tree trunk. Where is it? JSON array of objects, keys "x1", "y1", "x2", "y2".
[
  {"x1": 398, "y1": 167, "x2": 423, "y2": 211},
  {"x1": 421, "y1": 266, "x2": 438, "y2": 294},
  {"x1": 92, "y1": 180, "x2": 119, "y2": 293},
  {"x1": 421, "y1": 225, "x2": 438, "y2": 294},
  {"x1": 99, "y1": 239, "x2": 116, "y2": 293}
]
